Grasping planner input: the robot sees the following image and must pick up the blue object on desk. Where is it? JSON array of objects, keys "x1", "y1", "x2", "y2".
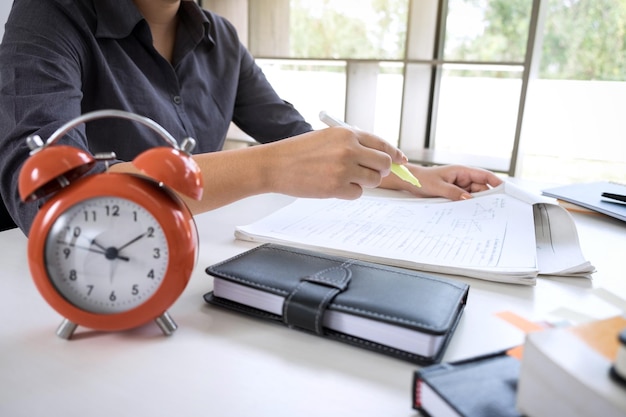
[{"x1": 542, "y1": 181, "x2": 626, "y2": 223}]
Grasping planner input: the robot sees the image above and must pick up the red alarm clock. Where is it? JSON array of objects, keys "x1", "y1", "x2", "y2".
[{"x1": 18, "y1": 110, "x2": 203, "y2": 339}]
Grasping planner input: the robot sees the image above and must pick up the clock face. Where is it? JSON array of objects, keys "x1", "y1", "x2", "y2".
[{"x1": 44, "y1": 196, "x2": 170, "y2": 314}]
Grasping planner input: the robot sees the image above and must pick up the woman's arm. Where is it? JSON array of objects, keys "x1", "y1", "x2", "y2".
[{"x1": 110, "y1": 126, "x2": 408, "y2": 214}]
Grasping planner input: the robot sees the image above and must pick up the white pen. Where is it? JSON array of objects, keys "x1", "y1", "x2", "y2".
[{"x1": 319, "y1": 111, "x2": 422, "y2": 188}]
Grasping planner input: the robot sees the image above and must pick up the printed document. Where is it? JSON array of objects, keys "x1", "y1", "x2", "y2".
[{"x1": 236, "y1": 182, "x2": 594, "y2": 285}]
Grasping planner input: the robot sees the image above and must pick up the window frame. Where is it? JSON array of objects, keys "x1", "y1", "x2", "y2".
[{"x1": 201, "y1": 0, "x2": 548, "y2": 176}]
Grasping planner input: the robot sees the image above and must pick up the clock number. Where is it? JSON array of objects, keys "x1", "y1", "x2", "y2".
[
  {"x1": 147, "y1": 227, "x2": 155, "y2": 238},
  {"x1": 109, "y1": 291, "x2": 117, "y2": 302},
  {"x1": 132, "y1": 285, "x2": 139, "y2": 296},
  {"x1": 69, "y1": 269, "x2": 77, "y2": 281},
  {"x1": 153, "y1": 248, "x2": 160, "y2": 259},
  {"x1": 63, "y1": 248, "x2": 71, "y2": 259},
  {"x1": 86, "y1": 285, "x2": 94, "y2": 296},
  {"x1": 73, "y1": 227, "x2": 81, "y2": 238},
  {"x1": 147, "y1": 269, "x2": 155, "y2": 279},
  {"x1": 83, "y1": 210, "x2": 97, "y2": 222},
  {"x1": 105, "y1": 205, "x2": 120, "y2": 217}
]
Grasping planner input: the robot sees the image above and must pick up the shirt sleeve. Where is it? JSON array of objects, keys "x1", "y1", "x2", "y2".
[
  {"x1": 0, "y1": 0, "x2": 92, "y2": 234},
  {"x1": 203, "y1": 13, "x2": 313, "y2": 142},
  {"x1": 231, "y1": 44, "x2": 313, "y2": 143}
]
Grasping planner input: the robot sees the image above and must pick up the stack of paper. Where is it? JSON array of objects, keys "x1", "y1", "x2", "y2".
[{"x1": 235, "y1": 182, "x2": 595, "y2": 285}]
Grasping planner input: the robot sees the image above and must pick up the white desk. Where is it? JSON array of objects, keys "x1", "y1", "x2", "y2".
[{"x1": 1, "y1": 190, "x2": 625, "y2": 417}]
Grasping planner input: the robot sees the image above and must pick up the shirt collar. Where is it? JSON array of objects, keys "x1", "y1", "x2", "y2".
[
  {"x1": 93, "y1": 0, "x2": 213, "y2": 47},
  {"x1": 93, "y1": 0, "x2": 143, "y2": 39},
  {"x1": 180, "y1": 0, "x2": 214, "y2": 47}
]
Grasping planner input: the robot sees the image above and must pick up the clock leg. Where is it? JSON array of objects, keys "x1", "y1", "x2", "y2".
[
  {"x1": 155, "y1": 311, "x2": 178, "y2": 336},
  {"x1": 56, "y1": 319, "x2": 78, "y2": 339}
]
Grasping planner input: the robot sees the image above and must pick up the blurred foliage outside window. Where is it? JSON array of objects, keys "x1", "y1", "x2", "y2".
[
  {"x1": 288, "y1": 0, "x2": 626, "y2": 81},
  {"x1": 290, "y1": 0, "x2": 408, "y2": 60}
]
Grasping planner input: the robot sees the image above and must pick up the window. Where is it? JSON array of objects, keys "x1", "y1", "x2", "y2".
[
  {"x1": 202, "y1": 0, "x2": 626, "y2": 183},
  {"x1": 519, "y1": 0, "x2": 626, "y2": 183}
]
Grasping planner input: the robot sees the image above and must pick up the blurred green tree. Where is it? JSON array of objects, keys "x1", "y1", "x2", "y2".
[
  {"x1": 290, "y1": 0, "x2": 408, "y2": 59},
  {"x1": 540, "y1": 0, "x2": 626, "y2": 80},
  {"x1": 288, "y1": 0, "x2": 626, "y2": 80}
]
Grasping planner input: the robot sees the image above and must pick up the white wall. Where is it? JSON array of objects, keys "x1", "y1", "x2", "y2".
[{"x1": 0, "y1": 1, "x2": 11, "y2": 40}]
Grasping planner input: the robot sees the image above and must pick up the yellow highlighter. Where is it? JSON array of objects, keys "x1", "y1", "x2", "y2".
[
  {"x1": 391, "y1": 163, "x2": 421, "y2": 187},
  {"x1": 319, "y1": 111, "x2": 422, "y2": 188}
]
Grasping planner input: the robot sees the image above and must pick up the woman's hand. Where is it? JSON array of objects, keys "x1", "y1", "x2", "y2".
[
  {"x1": 380, "y1": 164, "x2": 503, "y2": 200},
  {"x1": 261, "y1": 127, "x2": 407, "y2": 199}
]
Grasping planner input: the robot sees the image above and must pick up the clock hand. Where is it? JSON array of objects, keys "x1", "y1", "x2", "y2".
[
  {"x1": 62, "y1": 241, "x2": 109, "y2": 257},
  {"x1": 66, "y1": 239, "x2": 131, "y2": 262},
  {"x1": 117, "y1": 232, "x2": 148, "y2": 252},
  {"x1": 90, "y1": 239, "x2": 108, "y2": 252},
  {"x1": 88, "y1": 239, "x2": 127, "y2": 282},
  {"x1": 109, "y1": 256, "x2": 121, "y2": 284}
]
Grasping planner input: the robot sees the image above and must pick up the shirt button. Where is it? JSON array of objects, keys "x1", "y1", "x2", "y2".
[{"x1": 173, "y1": 95, "x2": 182, "y2": 105}]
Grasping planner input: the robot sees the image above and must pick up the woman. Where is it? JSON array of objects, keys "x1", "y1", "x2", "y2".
[{"x1": 0, "y1": 0, "x2": 501, "y2": 234}]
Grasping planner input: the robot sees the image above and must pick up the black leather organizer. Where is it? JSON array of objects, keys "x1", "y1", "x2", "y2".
[{"x1": 204, "y1": 243, "x2": 469, "y2": 364}]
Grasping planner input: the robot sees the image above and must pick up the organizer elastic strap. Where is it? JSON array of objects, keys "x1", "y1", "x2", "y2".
[{"x1": 282, "y1": 263, "x2": 353, "y2": 334}]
